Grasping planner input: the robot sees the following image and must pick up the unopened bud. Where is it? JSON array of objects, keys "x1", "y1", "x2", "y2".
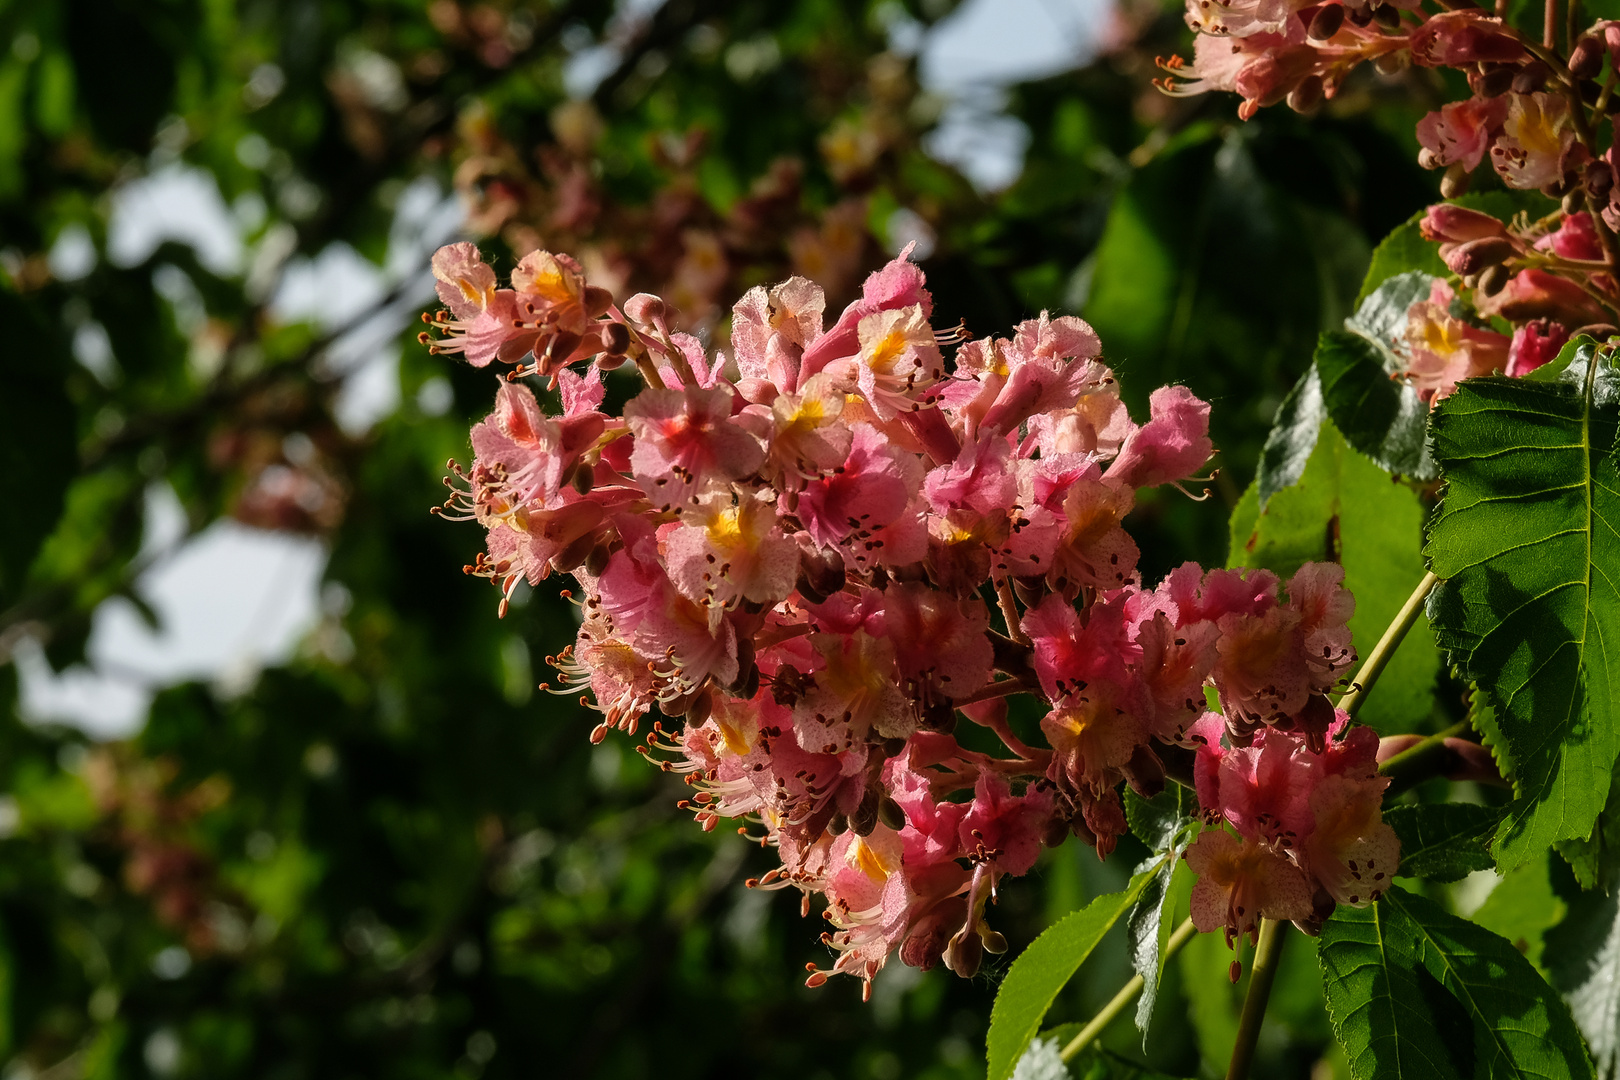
[
  {"x1": 583, "y1": 285, "x2": 614, "y2": 319},
  {"x1": 981, "y1": 928, "x2": 1009, "y2": 955},
  {"x1": 1478, "y1": 263, "x2": 1509, "y2": 296},
  {"x1": 1420, "y1": 203, "x2": 1504, "y2": 242},
  {"x1": 1440, "y1": 162, "x2": 1473, "y2": 199},
  {"x1": 1124, "y1": 743, "x2": 1166, "y2": 799},
  {"x1": 852, "y1": 788, "x2": 881, "y2": 837},
  {"x1": 599, "y1": 321, "x2": 630, "y2": 356},
  {"x1": 1564, "y1": 188, "x2": 1588, "y2": 215},
  {"x1": 1442, "y1": 235, "x2": 1515, "y2": 276},
  {"x1": 1587, "y1": 160, "x2": 1615, "y2": 200},
  {"x1": 1571, "y1": 34, "x2": 1606, "y2": 79},
  {"x1": 1307, "y1": 4, "x2": 1345, "y2": 40},
  {"x1": 596, "y1": 350, "x2": 629, "y2": 370},
  {"x1": 623, "y1": 292, "x2": 666, "y2": 325},
  {"x1": 685, "y1": 688, "x2": 713, "y2": 727},
  {"x1": 1511, "y1": 60, "x2": 1550, "y2": 93},
  {"x1": 552, "y1": 530, "x2": 597, "y2": 573},
  {"x1": 1473, "y1": 64, "x2": 1516, "y2": 97},
  {"x1": 796, "y1": 546, "x2": 846, "y2": 603},
  {"x1": 944, "y1": 929, "x2": 984, "y2": 978},
  {"x1": 1371, "y1": 2, "x2": 1400, "y2": 28},
  {"x1": 572, "y1": 464, "x2": 595, "y2": 494},
  {"x1": 828, "y1": 811, "x2": 849, "y2": 836},
  {"x1": 1373, "y1": 50, "x2": 1409, "y2": 75},
  {"x1": 1287, "y1": 75, "x2": 1324, "y2": 114},
  {"x1": 584, "y1": 541, "x2": 612, "y2": 577},
  {"x1": 877, "y1": 795, "x2": 906, "y2": 832},
  {"x1": 1346, "y1": 4, "x2": 1373, "y2": 25}
]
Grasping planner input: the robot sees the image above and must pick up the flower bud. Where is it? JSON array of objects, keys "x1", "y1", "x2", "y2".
[
  {"x1": 1419, "y1": 203, "x2": 1506, "y2": 242},
  {"x1": 623, "y1": 292, "x2": 666, "y2": 325},
  {"x1": 595, "y1": 350, "x2": 629, "y2": 371},
  {"x1": 1564, "y1": 189, "x2": 1588, "y2": 215},
  {"x1": 1511, "y1": 60, "x2": 1550, "y2": 93},
  {"x1": 943, "y1": 928, "x2": 984, "y2": 978},
  {"x1": 1371, "y1": 3, "x2": 1401, "y2": 29},
  {"x1": 1440, "y1": 162, "x2": 1472, "y2": 199},
  {"x1": 1307, "y1": 4, "x2": 1345, "y2": 40},
  {"x1": 1571, "y1": 34, "x2": 1606, "y2": 79},
  {"x1": 599, "y1": 321, "x2": 630, "y2": 356},
  {"x1": 1288, "y1": 75, "x2": 1325, "y2": 114},
  {"x1": 584, "y1": 285, "x2": 614, "y2": 319},
  {"x1": 1478, "y1": 263, "x2": 1509, "y2": 296},
  {"x1": 1587, "y1": 160, "x2": 1615, "y2": 200},
  {"x1": 1471, "y1": 64, "x2": 1516, "y2": 97},
  {"x1": 877, "y1": 795, "x2": 906, "y2": 832},
  {"x1": 851, "y1": 787, "x2": 881, "y2": 837},
  {"x1": 1373, "y1": 51, "x2": 1410, "y2": 75},
  {"x1": 1442, "y1": 235, "x2": 1515, "y2": 275},
  {"x1": 1347, "y1": 4, "x2": 1373, "y2": 25}
]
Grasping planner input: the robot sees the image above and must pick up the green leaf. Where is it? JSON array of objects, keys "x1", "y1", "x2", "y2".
[
  {"x1": 1425, "y1": 371, "x2": 1620, "y2": 869},
  {"x1": 1124, "y1": 785, "x2": 1197, "y2": 854},
  {"x1": 1229, "y1": 422, "x2": 1439, "y2": 732},
  {"x1": 1546, "y1": 865, "x2": 1620, "y2": 1078},
  {"x1": 1127, "y1": 858, "x2": 1193, "y2": 1040},
  {"x1": 1320, "y1": 886, "x2": 1595, "y2": 1080},
  {"x1": 1122, "y1": 787, "x2": 1196, "y2": 1039},
  {"x1": 1384, "y1": 803, "x2": 1499, "y2": 883},
  {"x1": 1257, "y1": 367, "x2": 1326, "y2": 509},
  {"x1": 0, "y1": 287, "x2": 75, "y2": 604},
  {"x1": 1315, "y1": 271, "x2": 1439, "y2": 481},
  {"x1": 986, "y1": 866, "x2": 1160, "y2": 1080},
  {"x1": 1356, "y1": 217, "x2": 1448, "y2": 307}
]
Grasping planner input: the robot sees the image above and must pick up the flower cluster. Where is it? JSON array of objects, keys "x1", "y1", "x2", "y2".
[
  {"x1": 1163, "y1": 1, "x2": 1620, "y2": 401},
  {"x1": 1399, "y1": 202, "x2": 1612, "y2": 401},
  {"x1": 424, "y1": 240, "x2": 1394, "y2": 995},
  {"x1": 1161, "y1": 0, "x2": 1616, "y2": 208},
  {"x1": 1186, "y1": 709, "x2": 1396, "y2": 944}
]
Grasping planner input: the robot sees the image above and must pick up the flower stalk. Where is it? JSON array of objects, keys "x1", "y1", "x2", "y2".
[
  {"x1": 1060, "y1": 917, "x2": 1198, "y2": 1063},
  {"x1": 1224, "y1": 918, "x2": 1288, "y2": 1080},
  {"x1": 1336, "y1": 571, "x2": 1440, "y2": 720}
]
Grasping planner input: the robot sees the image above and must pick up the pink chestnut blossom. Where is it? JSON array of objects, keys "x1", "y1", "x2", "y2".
[
  {"x1": 1416, "y1": 97, "x2": 1507, "y2": 172},
  {"x1": 426, "y1": 240, "x2": 1383, "y2": 994}
]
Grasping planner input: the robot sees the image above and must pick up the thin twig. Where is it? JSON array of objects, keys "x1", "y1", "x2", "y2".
[
  {"x1": 1336, "y1": 571, "x2": 1439, "y2": 720},
  {"x1": 1060, "y1": 917, "x2": 1198, "y2": 1063},
  {"x1": 1224, "y1": 919, "x2": 1287, "y2": 1080}
]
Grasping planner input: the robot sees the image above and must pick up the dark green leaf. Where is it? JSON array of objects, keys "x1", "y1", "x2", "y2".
[
  {"x1": 0, "y1": 288, "x2": 74, "y2": 603},
  {"x1": 987, "y1": 866, "x2": 1160, "y2": 1080},
  {"x1": 1257, "y1": 366, "x2": 1326, "y2": 509},
  {"x1": 1125, "y1": 786, "x2": 1197, "y2": 854},
  {"x1": 1384, "y1": 803, "x2": 1499, "y2": 883},
  {"x1": 1128, "y1": 859, "x2": 1192, "y2": 1040},
  {"x1": 1425, "y1": 373, "x2": 1620, "y2": 869},
  {"x1": 1320, "y1": 886, "x2": 1595, "y2": 1080},
  {"x1": 1316, "y1": 331, "x2": 1438, "y2": 482}
]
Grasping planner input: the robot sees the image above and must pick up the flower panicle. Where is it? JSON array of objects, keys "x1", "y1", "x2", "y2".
[{"x1": 423, "y1": 240, "x2": 1395, "y2": 995}]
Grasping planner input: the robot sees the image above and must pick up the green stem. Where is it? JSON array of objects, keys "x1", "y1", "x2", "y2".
[
  {"x1": 1224, "y1": 919, "x2": 1287, "y2": 1080},
  {"x1": 1336, "y1": 571, "x2": 1439, "y2": 720},
  {"x1": 1060, "y1": 917, "x2": 1197, "y2": 1063},
  {"x1": 1378, "y1": 719, "x2": 1472, "y2": 795}
]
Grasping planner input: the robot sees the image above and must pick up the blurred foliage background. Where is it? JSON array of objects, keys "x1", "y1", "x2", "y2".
[{"x1": 0, "y1": 0, "x2": 1444, "y2": 1077}]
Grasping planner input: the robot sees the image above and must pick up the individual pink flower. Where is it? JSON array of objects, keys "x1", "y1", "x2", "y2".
[
  {"x1": 1416, "y1": 96, "x2": 1508, "y2": 171},
  {"x1": 1186, "y1": 829, "x2": 1315, "y2": 943},
  {"x1": 1104, "y1": 386, "x2": 1214, "y2": 490},
  {"x1": 1403, "y1": 279, "x2": 1511, "y2": 402},
  {"x1": 623, "y1": 384, "x2": 766, "y2": 510},
  {"x1": 1475, "y1": 267, "x2": 1608, "y2": 326},
  {"x1": 1491, "y1": 93, "x2": 1580, "y2": 190},
  {"x1": 1409, "y1": 11, "x2": 1525, "y2": 67},
  {"x1": 1508, "y1": 319, "x2": 1571, "y2": 377}
]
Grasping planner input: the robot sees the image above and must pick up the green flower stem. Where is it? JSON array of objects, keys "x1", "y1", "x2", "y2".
[
  {"x1": 1224, "y1": 918, "x2": 1288, "y2": 1080},
  {"x1": 1377, "y1": 719, "x2": 1474, "y2": 795},
  {"x1": 1336, "y1": 571, "x2": 1439, "y2": 721},
  {"x1": 1059, "y1": 917, "x2": 1197, "y2": 1063}
]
